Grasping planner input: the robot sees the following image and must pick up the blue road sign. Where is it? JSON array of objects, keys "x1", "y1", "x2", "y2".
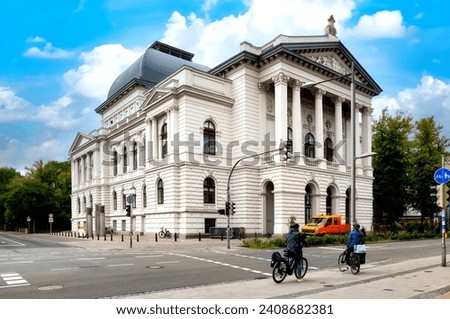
[{"x1": 434, "y1": 167, "x2": 450, "y2": 184}]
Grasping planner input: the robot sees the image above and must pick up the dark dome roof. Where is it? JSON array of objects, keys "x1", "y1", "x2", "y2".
[{"x1": 107, "y1": 42, "x2": 210, "y2": 99}]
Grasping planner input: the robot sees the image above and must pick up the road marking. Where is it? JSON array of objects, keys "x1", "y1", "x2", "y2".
[
  {"x1": 0, "y1": 273, "x2": 30, "y2": 288},
  {"x1": 169, "y1": 253, "x2": 272, "y2": 277},
  {"x1": 155, "y1": 261, "x2": 179, "y2": 264},
  {"x1": 0, "y1": 261, "x2": 34, "y2": 265},
  {"x1": 51, "y1": 267, "x2": 79, "y2": 271},
  {"x1": 107, "y1": 264, "x2": 134, "y2": 267},
  {"x1": 135, "y1": 255, "x2": 164, "y2": 258},
  {"x1": 76, "y1": 257, "x2": 105, "y2": 261}
]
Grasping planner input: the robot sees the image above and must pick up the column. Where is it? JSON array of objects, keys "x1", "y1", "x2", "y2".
[
  {"x1": 145, "y1": 116, "x2": 151, "y2": 166},
  {"x1": 334, "y1": 96, "x2": 344, "y2": 167},
  {"x1": 258, "y1": 82, "x2": 270, "y2": 153},
  {"x1": 272, "y1": 72, "x2": 289, "y2": 150},
  {"x1": 362, "y1": 106, "x2": 373, "y2": 172},
  {"x1": 292, "y1": 80, "x2": 303, "y2": 158},
  {"x1": 314, "y1": 89, "x2": 325, "y2": 162},
  {"x1": 151, "y1": 116, "x2": 158, "y2": 161},
  {"x1": 80, "y1": 155, "x2": 85, "y2": 184}
]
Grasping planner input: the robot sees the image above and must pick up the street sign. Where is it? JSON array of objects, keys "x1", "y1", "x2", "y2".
[{"x1": 434, "y1": 167, "x2": 450, "y2": 184}]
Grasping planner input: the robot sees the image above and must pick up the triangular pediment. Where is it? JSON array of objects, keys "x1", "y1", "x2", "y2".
[
  {"x1": 68, "y1": 132, "x2": 94, "y2": 155},
  {"x1": 142, "y1": 87, "x2": 172, "y2": 109}
]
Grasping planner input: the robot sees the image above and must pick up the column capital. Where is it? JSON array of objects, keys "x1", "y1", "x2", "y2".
[
  {"x1": 313, "y1": 88, "x2": 326, "y2": 98},
  {"x1": 292, "y1": 79, "x2": 304, "y2": 90},
  {"x1": 362, "y1": 106, "x2": 373, "y2": 116},
  {"x1": 333, "y1": 96, "x2": 345, "y2": 104},
  {"x1": 272, "y1": 72, "x2": 290, "y2": 84}
]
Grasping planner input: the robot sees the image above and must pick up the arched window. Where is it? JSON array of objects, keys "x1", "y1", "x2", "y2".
[
  {"x1": 122, "y1": 192, "x2": 126, "y2": 209},
  {"x1": 203, "y1": 177, "x2": 215, "y2": 204},
  {"x1": 305, "y1": 185, "x2": 312, "y2": 224},
  {"x1": 161, "y1": 123, "x2": 168, "y2": 158},
  {"x1": 113, "y1": 191, "x2": 117, "y2": 210},
  {"x1": 203, "y1": 121, "x2": 216, "y2": 155},
  {"x1": 113, "y1": 151, "x2": 118, "y2": 176},
  {"x1": 324, "y1": 138, "x2": 334, "y2": 162},
  {"x1": 132, "y1": 141, "x2": 138, "y2": 170},
  {"x1": 157, "y1": 179, "x2": 164, "y2": 204},
  {"x1": 142, "y1": 185, "x2": 147, "y2": 207},
  {"x1": 304, "y1": 133, "x2": 315, "y2": 158},
  {"x1": 123, "y1": 146, "x2": 128, "y2": 173},
  {"x1": 326, "y1": 187, "x2": 332, "y2": 215},
  {"x1": 89, "y1": 194, "x2": 93, "y2": 208},
  {"x1": 140, "y1": 137, "x2": 146, "y2": 166}
]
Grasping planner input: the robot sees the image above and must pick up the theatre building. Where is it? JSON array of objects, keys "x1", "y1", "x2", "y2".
[{"x1": 69, "y1": 30, "x2": 382, "y2": 238}]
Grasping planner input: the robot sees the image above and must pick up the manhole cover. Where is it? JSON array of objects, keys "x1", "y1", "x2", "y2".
[
  {"x1": 146, "y1": 265, "x2": 164, "y2": 269},
  {"x1": 38, "y1": 285, "x2": 64, "y2": 291}
]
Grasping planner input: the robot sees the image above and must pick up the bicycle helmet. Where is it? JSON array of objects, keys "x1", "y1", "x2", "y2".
[
  {"x1": 353, "y1": 223, "x2": 360, "y2": 230},
  {"x1": 290, "y1": 223, "x2": 299, "y2": 229}
]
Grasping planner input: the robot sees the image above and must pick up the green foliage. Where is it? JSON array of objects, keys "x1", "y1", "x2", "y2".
[
  {"x1": 1, "y1": 160, "x2": 71, "y2": 231},
  {"x1": 373, "y1": 109, "x2": 450, "y2": 227}
]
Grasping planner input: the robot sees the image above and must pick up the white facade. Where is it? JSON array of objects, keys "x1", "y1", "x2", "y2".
[{"x1": 69, "y1": 34, "x2": 382, "y2": 237}]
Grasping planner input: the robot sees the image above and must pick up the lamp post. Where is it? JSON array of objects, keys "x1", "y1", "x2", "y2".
[{"x1": 351, "y1": 151, "x2": 377, "y2": 223}]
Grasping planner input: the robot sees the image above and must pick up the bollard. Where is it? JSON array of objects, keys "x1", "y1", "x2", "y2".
[
  {"x1": 155, "y1": 233, "x2": 158, "y2": 242},
  {"x1": 104, "y1": 234, "x2": 106, "y2": 241},
  {"x1": 221, "y1": 232, "x2": 224, "y2": 241},
  {"x1": 92, "y1": 234, "x2": 94, "y2": 240},
  {"x1": 111, "y1": 233, "x2": 113, "y2": 241},
  {"x1": 97, "y1": 234, "x2": 100, "y2": 240},
  {"x1": 137, "y1": 234, "x2": 139, "y2": 242},
  {"x1": 174, "y1": 233, "x2": 177, "y2": 242},
  {"x1": 198, "y1": 232, "x2": 201, "y2": 241},
  {"x1": 130, "y1": 234, "x2": 132, "y2": 248},
  {"x1": 121, "y1": 234, "x2": 124, "y2": 242}
]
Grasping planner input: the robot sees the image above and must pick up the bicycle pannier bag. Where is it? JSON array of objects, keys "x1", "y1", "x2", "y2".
[
  {"x1": 354, "y1": 244, "x2": 366, "y2": 253},
  {"x1": 270, "y1": 252, "x2": 282, "y2": 268}
]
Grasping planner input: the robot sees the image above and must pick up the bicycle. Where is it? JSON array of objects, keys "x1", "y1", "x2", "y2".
[
  {"x1": 158, "y1": 226, "x2": 171, "y2": 238},
  {"x1": 338, "y1": 248, "x2": 363, "y2": 275},
  {"x1": 271, "y1": 249, "x2": 308, "y2": 283}
]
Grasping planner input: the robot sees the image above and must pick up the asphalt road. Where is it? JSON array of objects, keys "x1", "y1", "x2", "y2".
[{"x1": 0, "y1": 232, "x2": 444, "y2": 298}]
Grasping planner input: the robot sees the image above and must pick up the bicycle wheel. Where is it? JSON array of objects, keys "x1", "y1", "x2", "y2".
[
  {"x1": 338, "y1": 252, "x2": 347, "y2": 272},
  {"x1": 294, "y1": 257, "x2": 308, "y2": 279},
  {"x1": 158, "y1": 231, "x2": 165, "y2": 238},
  {"x1": 350, "y1": 253, "x2": 360, "y2": 275},
  {"x1": 272, "y1": 260, "x2": 288, "y2": 283}
]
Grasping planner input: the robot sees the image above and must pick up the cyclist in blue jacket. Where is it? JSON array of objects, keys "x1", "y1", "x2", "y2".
[
  {"x1": 286, "y1": 223, "x2": 308, "y2": 260},
  {"x1": 346, "y1": 223, "x2": 365, "y2": 265}
]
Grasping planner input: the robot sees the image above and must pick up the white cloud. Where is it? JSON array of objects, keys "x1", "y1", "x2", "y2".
[
  {"x1": 161, "y1": 0, "x2": 408, "y2": 67},
  {"x1": 372, "y1": 76, "x2": 450, "y2": 134},
  {"x1": 63, "y1": 44, "x2": 143, "y2": 100},
  {"x1": 23, "y1": 42, "x2": 74, "y2": 59},
  {"x1": 26, "y1": 36, "x2": 46, "y2": 43},
  {"x1": 345, "y1": 10, "x2": 406, "y2": 39}
]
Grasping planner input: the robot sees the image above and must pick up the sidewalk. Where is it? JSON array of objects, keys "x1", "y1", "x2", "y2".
[{"x1": 32, "y1": 233, "x2": 450, "y2": 299}]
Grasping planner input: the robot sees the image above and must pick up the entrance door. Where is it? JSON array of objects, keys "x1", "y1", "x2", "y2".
[{"x1": 264, "y1": 182, "x2": 274, "y2": 235}]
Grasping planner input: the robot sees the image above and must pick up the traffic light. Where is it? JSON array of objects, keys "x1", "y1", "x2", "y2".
[
  {"x1": 125, "y1": 204, "x2": 131, "y2": 217},
  {"x1": 218, "y1": 209, "x2": 225, "y2": 215},
  {"x1": 225, "y1": 201, "x2": 231, "y2": 215},
  {"x1": 436, "y1": 184, "x2": 449, "y2": 208},
  {"x1": 231, "y1": 202, "x2": 236, "y2": 215}
]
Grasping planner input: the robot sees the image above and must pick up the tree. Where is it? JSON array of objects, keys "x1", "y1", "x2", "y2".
[
  {"x1": 409, "y1": 117, "x2": 449, "y2": 223},
  {"x1": 0, "y1": 167, "x2": 21, "y2": 229},
  {"x1": 2, "y1": 160, "x2": 71, "y2": 232},
  {"x1": 372, "y1": 108, "x2": 413, "y2": 225}
]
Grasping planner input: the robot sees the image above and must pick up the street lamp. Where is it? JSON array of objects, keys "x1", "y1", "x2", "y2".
[{"x1": 351, "y1": 151, "x2": 377, "y2": 224}]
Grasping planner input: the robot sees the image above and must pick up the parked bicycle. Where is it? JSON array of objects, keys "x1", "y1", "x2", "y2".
[
  {"x1": 271, "y1": 249, "x2": 308, "y2": 283},
  {"x1": 338, "y1": 246, "x2": 366, "y2": 275},
  {"x1": 158, "y1": 226, "x2": 171, "y2": 238}
]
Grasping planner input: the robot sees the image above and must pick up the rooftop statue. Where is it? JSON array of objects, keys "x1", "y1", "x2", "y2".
[{"x1": 325, "y1": 15, "x2": 337, "y2": 36}]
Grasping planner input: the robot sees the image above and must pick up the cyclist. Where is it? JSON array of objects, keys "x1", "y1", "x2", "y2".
[
  {"x1": 286, "y1": 223, "x2": 308, "y2": 261},
  {"x1": 345, "y1": 223, "x2": 365, "y2": 267}
]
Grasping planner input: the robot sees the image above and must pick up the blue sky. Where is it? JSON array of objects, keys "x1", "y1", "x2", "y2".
[{"x1": 1, "y1": 0, "x2": 449, "y2": 172}]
